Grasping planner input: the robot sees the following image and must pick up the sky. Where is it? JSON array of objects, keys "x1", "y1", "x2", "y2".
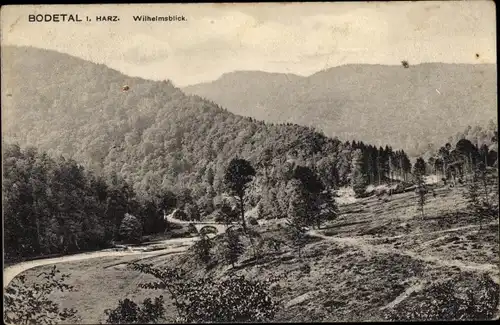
[{"x1": 1, "y1": 1, "x2": 497, "y2": 87}]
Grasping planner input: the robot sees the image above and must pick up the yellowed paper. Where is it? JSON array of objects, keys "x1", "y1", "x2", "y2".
[{"x1": 2, "y1": 2, "x2": 498, "y2": 324}]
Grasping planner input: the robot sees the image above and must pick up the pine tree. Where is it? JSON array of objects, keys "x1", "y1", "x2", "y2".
[
  {"x1": 465, "y1": 167, "x2": 482, "y2": 229},
  {"x1": 286, "y1": 181, "x2": 308, "y2": 257},
  {"x1": 315, "y1": 190, "x2": 339, "y2": 228},
  {"x1": 415, "y1": 171, "x2": 427, "y2": 219},
  {"x1": 285, "y1": 218, "x2": 307, "y2": 258},
  {"x1": 351, "y1": 149, "x2": 368, "y2": 197},
  {"x1": 224, "y1": 158, "x2": 256, "y2": 233}
]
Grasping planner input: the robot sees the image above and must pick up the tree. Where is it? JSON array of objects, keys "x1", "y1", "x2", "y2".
[
  {"x1": 215, "y1": 199, "x2": 239, "y2": 227},
  {"x1": 414, "y1": 168, "x2": 427, "y2": 219},
  {"x1": 465, "y1": 162, "x2": 498, "y2": 230},
  {"x1": 4, "y1": 266, "x2": 78, "y2": 325},
  {"x1": 479, "y1": 144, "x2": 489, "y2": 168},
  {"x1": 221, "y1": 228, "x2": 244, "y2": 268},
  {"x1": 287, "y1": 179, "x2": 308, "y2": 226},
  {"x1": 119, "y1": 213, "x2": 142, "y2": 244},
  {"x1": 175, "y1": 275, "x2": 280, "y2": 323},
  {"x1": 257, "y1": 202, "x2": 265, "y2": 219},
  {"x1": 316, "y1": 190, "x2": 339, "y2": 228},
  {"x1": 438, "y1": 145, "x2": 451, "y2": 181},
  {"x1": 285, "y1": 181, "x2": 309, "y2": 258},
  {"x1": 224, "y1": 158, "x2": 256, "y2": 233},
  {"x1": 465, "y1": 167, "x2": 482, "y2": 229},
  {"x1": 292, "y1": 165, "x2": 324, "y2": 194},
  {"x1": 185, "y1": 202, "x2": 201, "y2": 221},
  {"x1": 290, "y1": 165, "x2": 333, "y2": 228},
  {"x1": 413, "y1": 157, "x2": 427, "y2": 177},
  {"x1": 351, "y1": 149, "x2": 368, "y2": 197},
  {"x1": 456, "y1": 138, "x2": 479, "y2": 176},
  {"x1": 285, "y1": 218, "x2": 307, "y2": 258}
]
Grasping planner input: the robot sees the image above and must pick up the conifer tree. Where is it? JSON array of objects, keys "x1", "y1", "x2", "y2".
[{"x1": 351, "y1": 149, "x2": 368, "y2": 197}]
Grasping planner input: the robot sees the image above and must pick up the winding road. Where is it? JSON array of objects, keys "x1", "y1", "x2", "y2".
[{"x1": 4, "y1": 218, "x2": 229, "y2": 288}]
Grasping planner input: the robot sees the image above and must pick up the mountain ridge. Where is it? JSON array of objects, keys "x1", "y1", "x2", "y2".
[
  {"x1": 1, "y1": 45, "x2": 372, "y2": 204},
  {"x1": 183, "y1": 62, "x2": 497, "y2": 156}
]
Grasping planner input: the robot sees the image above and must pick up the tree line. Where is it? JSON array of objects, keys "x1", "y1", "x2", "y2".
[{"x1": 2, "y1": 143, "x2": 174, "y2": 262}]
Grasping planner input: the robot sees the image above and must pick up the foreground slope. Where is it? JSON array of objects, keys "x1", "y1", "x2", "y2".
[
  {"x1": 8, "y1": 184, "x2": 499, "y2": 323},
  {"x1": 184, "y1": 64, "x2": 497, "y2": 155}
]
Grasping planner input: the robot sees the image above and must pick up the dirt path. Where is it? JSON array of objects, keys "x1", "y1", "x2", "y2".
[
  {"x1": 3, "y1": 246, "x2": 187, "y2": 288},
  {"x1": 379, "y1": 278, "x2": 427, "y2": 311},
  {"x1": 310, "y1": 228, "x2": 500, "y2": 316},
  {"x1": 4, "y1": 220, "x2": 230, "y2": 289},
  {"x1": 308, "y1": 230, "x2": 499, "y2": 277},
  {"x1": 362, "y1": 221, "x2": 499, "y2": 242}
]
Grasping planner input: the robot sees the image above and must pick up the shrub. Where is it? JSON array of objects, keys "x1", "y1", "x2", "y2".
[
  {"x1": 192, "y1": 234, "x2": 213, "y2": 265},
  {"x1": 172, "y1": 209, "x2": 188, "y2": 221},
  {"x1": 383, "y1": 274, "x2": 499, "y2": 321},
  {"x1": 119, "y1": 214, "x2": 143, "y2": 244},
  {"x1": 177, "y1": 275, "x2": 280, "y2": 322},
  {"x1": 198, "y1": 225, "x2": 218, "y2": 236},
  {"x1": 266, "y1": 237, "x2": 283, "y2": 253},
  {"x1": 214, "y1": 199, "x2": 239, "y2": 226},
  {"x1": 248, "y1": 216, "x2": 259, "y2": 225},
  {"x1": 105, "y1": 296, "x2": 165, "y2": 324},
  {"x1": 129, "y1": 263, "x2": 281, "y2": 323},
  {"x1": 187, "y1": 223, "x2": 198, "y2": 235},
  {"x1": 4, "y1": 265, "x2": 79, "y2": 325}
]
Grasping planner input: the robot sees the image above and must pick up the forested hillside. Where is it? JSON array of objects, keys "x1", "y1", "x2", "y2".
[
  {"x1": 2, "y1": 143, "x2": 171, "y2": 261},
  {"x1": 2, "y1": 46, "x2": 412, "y2": 217},
  {"x1": 183, "y1": 64, "x2": 497, "y2": 156}
]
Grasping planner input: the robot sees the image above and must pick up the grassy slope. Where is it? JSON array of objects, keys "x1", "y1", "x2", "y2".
[{"x1": 9, "y1": 184, "x2": 499, "y2": 323}]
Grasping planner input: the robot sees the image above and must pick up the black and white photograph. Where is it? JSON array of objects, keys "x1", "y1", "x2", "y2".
[{"x1": 1, "y1": 1, "x2": 498, "y2": 323}]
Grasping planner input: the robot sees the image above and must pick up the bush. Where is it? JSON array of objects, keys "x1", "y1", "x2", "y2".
[
  {"x1": 105, "y1": 296, "x2": 165, "y2": 324},
  {"x1": 192, "y1": 234, "x2": 213, "y2": 265},
  {"x1": 383, "y1": 274, "x2": 499, "y2": 321},
  {"x1": 119, "y1": 214, "x2": 143, "y2": 244},
  {"x1": 129, "y1": 263, "x2": 281, "y2": 323},
  {"x1": 199, "y1": 225, "x2": 218, "y2": 236},
  {"x1": 141, "y1": 235, "x2": 152, "y2": 243},
  {"x1": 4, "y1": 265, "x2": 79, "y2": 325},
  {"x1": 214, "y1": 200, "x2": 239, "y2": 225},
  {"x1": 248, "y1": 217, "x2": 259, "y2": 225},
  {"x1": 177, "y1": 275, "x2": 280, "y2": 322},
  {"x1": 266, "y1": 238, "x2": 283, "y2": 253},
  {"x1": 187, "y1": 223, "x2": 198, "y2": 234},
  {"x1": 172, "y1": 209, "x2": 188, "y2": 221}
]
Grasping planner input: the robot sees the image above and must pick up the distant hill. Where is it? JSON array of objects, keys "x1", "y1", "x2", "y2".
[
  {"x1": 183, "y1": 63, "x2": 497, "y2": 156},
  {"x1": 2, "y1": 45, "x2": 386, "y2": 211}
]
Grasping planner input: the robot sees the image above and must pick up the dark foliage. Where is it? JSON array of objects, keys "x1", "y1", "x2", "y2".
[
  {"x1": 384, "y1": 274, "x2": 499, "y2": 321},
  {"x1": 2, "y1": 144, "x2": 173, "y2": 261},
  {"x1": 128, "y1": 263, "x2": 281, "y2": 323},
  {"x1": 104, "y1": 296, "x2": 165, "y2": 324},
  {"x1": 4, "y1": 265, "x2": 79, "y2": 325},
  {"x1": 119, "y1": 214, "x2": 143, "y2": 244}
]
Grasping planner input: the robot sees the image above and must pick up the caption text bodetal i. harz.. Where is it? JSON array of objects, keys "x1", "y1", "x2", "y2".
[{"x1": 28, "y1": 14, "x2": 187, "y2": 22}]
